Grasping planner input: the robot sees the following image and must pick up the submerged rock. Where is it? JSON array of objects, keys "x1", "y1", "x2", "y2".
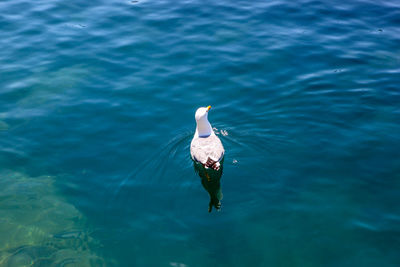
[
  {"x1": 0, "y1": 121, "x2": 9, "y2": 131},
  {"x1": 0, "y1": 172, "x2": 107, "y2": 266}
]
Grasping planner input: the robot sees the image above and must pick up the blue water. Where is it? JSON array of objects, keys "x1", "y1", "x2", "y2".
[{"x1": 1, "y1": 0, "x2": 400, "y2": 266}]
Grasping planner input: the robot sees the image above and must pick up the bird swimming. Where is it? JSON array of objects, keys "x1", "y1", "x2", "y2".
[{"x1": 190, "y1": 106, "x2": 225, "y2": 212}]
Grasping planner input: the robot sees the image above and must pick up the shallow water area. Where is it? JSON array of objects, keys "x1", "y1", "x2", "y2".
[
  {"x1": 1, "y1": 0, "x2": 400, "y2": 266},
  {"x1": 0, "y1": 172, "x2": 107, "y2": 266}
]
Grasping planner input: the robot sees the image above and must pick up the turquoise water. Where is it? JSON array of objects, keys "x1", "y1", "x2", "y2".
[{"x1": 1, "y1": 0, "x2": 400, "y2": 266}]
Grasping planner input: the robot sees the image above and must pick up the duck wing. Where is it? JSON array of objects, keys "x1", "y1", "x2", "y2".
[{"x1": 190, "y1": 135, "x2": 224, "y2": 169}]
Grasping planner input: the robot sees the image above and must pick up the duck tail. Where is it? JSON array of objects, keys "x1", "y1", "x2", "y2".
[{"x1": 204, "y1": 157, "x2": 220, "y2": 171}]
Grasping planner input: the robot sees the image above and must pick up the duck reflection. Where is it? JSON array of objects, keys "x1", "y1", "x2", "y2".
[{"x1": 193, "y1": 159, "x2": 224, "y2": 212}]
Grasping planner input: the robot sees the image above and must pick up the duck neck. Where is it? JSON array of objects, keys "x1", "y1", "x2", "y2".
[{"x1": 196, "y1": 117, "x2": 212, "y2": 137}]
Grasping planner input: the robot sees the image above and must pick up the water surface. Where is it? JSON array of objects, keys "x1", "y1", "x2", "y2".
[{"x1": 1, "y1": 0, "x2": 399, "y2": 266}]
